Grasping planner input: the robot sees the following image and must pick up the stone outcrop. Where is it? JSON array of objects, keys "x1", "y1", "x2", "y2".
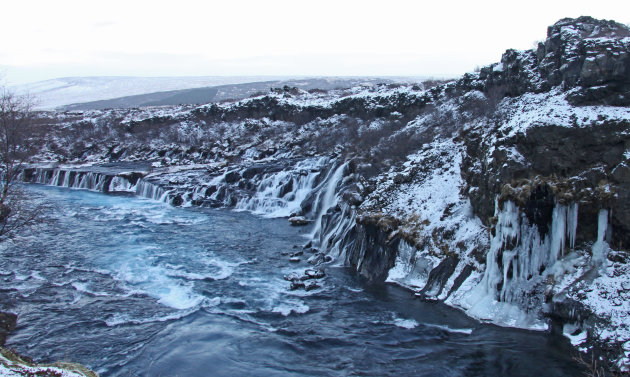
[{"x1": 455, "y1": 16, "x2": 630, "y2": 106}]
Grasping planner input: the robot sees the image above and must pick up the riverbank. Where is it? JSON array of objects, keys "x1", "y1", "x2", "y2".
[{"x1": 0, "y1": 312, "x2": 97, "y2": 377}]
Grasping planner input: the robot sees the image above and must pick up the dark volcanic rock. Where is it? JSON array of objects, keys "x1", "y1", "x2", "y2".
[
  {"x1": 224, "y1": 171, "x2": 241, "y2": 183},
  {"x1": 458, "y1": 17, "x2": 630, "y2": 106},
  {"x1": 0, "y1": 312, "x2": 17, "y2": 346}
]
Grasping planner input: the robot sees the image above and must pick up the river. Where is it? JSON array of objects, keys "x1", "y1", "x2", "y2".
[{"x1": 0, "y1": 185, "x2": 582, "y2": 376}]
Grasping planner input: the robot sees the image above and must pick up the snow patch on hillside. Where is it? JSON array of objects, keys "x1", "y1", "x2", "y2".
[{"x1": 496, "y1": 89, "x2": 630, "y2": 138}]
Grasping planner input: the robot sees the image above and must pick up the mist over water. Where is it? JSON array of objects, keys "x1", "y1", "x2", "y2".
[{"x1": 0, "y1": 185, "x2": 582, "y2": 376}]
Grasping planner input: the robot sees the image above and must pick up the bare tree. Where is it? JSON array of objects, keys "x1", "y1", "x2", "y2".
[{"x1": 0, "y1": 87, "x2": 37, "y2": 239}]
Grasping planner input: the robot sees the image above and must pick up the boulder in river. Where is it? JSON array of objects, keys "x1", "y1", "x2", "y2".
[{"x1": 288, "y1": 216, "x2": 310, "y2": 226}]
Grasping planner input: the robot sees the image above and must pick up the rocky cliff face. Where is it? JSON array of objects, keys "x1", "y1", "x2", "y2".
[{"x1": 23, "y1": 17, "x2": 630, "y2": 371}]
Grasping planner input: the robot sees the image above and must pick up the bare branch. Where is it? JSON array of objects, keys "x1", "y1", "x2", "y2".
[{"x1": 0, "y1": 86, "x2": 38, "y2": 239}]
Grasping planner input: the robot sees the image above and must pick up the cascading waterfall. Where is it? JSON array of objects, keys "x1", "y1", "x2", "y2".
[
  {"x1": 26, "y1": 159, "x2": 353, "y2": 231},
  {"x1": 135, "y1": 179, "x2": 168, "y2": 201},
  {"x1": 30, "y1": 167, "x2": 142, "y2": 195},
  {"x1": 62, "y1": 170, "x2": 71, "y2": 187},
  {"x1": 33, "y1": 168, "x2": 107, "y2": 191},
  {"x1": 234, "y1": 158, "x2": 328, "y2": 217},
  {"x1": 309, "y1": 162, "x2": 348, "y2": 241},
  {"x1": 318, "y1": 204, "x2": 356, "y2": 258},
  {"x1": 78, "y1": 172, "x2": 107, "y2": 191},
  {"x1": 51, "y1": 170, "x2": 62, "y2": 186},
  {"x1": 109, "y1": 176, "x2": 136, "y2": 193}
]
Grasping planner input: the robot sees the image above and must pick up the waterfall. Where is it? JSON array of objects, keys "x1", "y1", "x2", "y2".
[
  {"x1": 76, "y1": 172, "x2": 107, "y2": 191},
  {"x1": 319, "y1": 204, "x2": 356, "y2": 257},
  {"x1": 62, "y1": 170, "x2": 71, "y2": 187},
  {"x1": 309, "y1": 162, "x2": 348, "y2": 241},
  {"x1": 109, "y1": 176, "x2": 136, "y2": 193},
  {"x1": 135, "y1": 179, "x2": 167, "y2": 201},
  {"x1": 234, "y1": 158, "x2": 327, "y2": 218},
  {"x1": 51, "y1": 170, "x2": 62, "y2": 186}
]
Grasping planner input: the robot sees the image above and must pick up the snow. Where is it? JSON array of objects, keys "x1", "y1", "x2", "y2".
[
  {"x1": 0, "y1": 354, "x2": 91, "y2": 377},
  {"x1": 368, "y1": 138, "x2": 488, "y2": 267},
  {"x1": 12, "y1": 76, "x2": 290, "y2": 110},
  {"x1": 495, "y1": 89, "x2": 630, "y2": 138},
  {"x1": 572, "y1": 251, "x2": 630, "y2": 347},
  {"x1": 563, "y1": 322, "x2": 588, "y2": 346},
  {"x1": 386, "y1": 240, "x2": 440, "y2": 290}
]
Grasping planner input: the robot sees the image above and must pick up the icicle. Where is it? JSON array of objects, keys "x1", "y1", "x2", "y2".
[
  {"x1": 567, "y1": 203, "x2": 578, "y2": 249},
  {"x1": 591, "y1": 209, "x2": 609, "y2": 263},
  {"x1": 479, "y1": 199, "x2": 582, "y2": 305},
  {"x1": 549, "y1": 204, "x2": 567, "y2": 264}
]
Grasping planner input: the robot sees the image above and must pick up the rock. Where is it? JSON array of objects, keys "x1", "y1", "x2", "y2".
[
  {"x1": 303, "y1": 240, "x2": 312, "y2": 249},
  {"x1": 304, "y1": 281, "x2": 320, "y2": 291},
  {"x1": 341, "y1": 190, "x2": 363, "y2": 206},
  {"x1": 290, "y1": 250, "x2": 303, "y2": 257},
  {"x1": 304, "y1": 268, "x2": 326, "y2": 279},
  {"x1": 290, "y1": 281, "x2": 306, "y2": 290},
  {"x1": 288, "y1": 216, "x2": 310, "y2": 226},
  {"x1": 0, "y1": 311, "x2": 17, "y2": 346},
  {"x1": 307, "y1": 253, "x2": 324, "y2": 265},
  {"x1": 224, "y1": 171, "x2": 241, "y2": 183},
  {"x1": 279, "y1": 179, "x2": 294, "y2": 197},
  {"x1": 289, "y1": 257, "x2": 301, "y2": 263},
  {"x1": 283, "y1": 272, "x2": 301, "y2": 282}
]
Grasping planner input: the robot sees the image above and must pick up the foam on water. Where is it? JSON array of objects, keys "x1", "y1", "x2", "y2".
[
  {"x1": 112, "y1": 255, "x2": 204, "y2": 310},
  {"x1": 424, "y1": 323, "x2": 474, "y2": 335},
  {"x1": 392, "y1": 316, "x2": 419, "y2": 329},
  {"x1": 272, "y1": 300, "x2": 310, "y2": 316}
]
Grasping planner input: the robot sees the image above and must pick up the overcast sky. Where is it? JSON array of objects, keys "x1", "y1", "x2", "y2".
[{"x1": 1, "y1": 0, "x2": 628, "y2": 84}]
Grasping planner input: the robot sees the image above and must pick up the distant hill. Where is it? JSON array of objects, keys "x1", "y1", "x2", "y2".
[
  {"x1": 59, "y1": 77, "x2": 429, "y2": 111},
  {"x1": 12, "y1": 76, "x2": 431, "y2": 110},
  {"x1": 12, "y1": 76, "x2": 291, "y2": 110}
]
